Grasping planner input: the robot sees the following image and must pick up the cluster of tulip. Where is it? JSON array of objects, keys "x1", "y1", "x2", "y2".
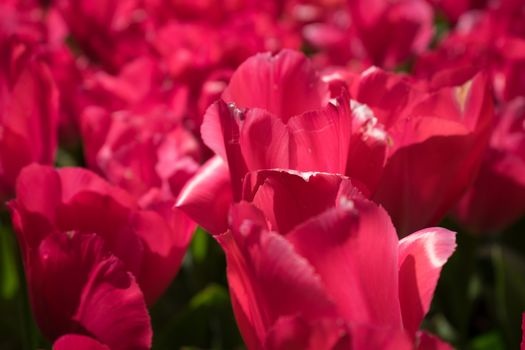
[{"x1": 0, "y1": 0, "x2": 524, "y2": 349}]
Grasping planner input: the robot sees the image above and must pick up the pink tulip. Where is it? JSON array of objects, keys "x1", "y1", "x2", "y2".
[
  {"x1": 454, "y1": 98, "x2": 525, "y2": 233},
  {"x1": 10, "y1": 164, "x2": 193, "y2": 305},
  {"x1": 178, "y1": 50, "x2": 388, "y2": 234},
  {"x1": 347, "y1": 0, "x2": 434, "y2": 68},
  {"x1": 415, "y1": 9, "x2": 525, "y2": 103},
  {"x1": 10, "y1": 227, "x2": 151, "y2": 349},
  {"x1": 56, "y1": 0, "x2": 152, "y2": 72},
  {"x1": 218, "y1": 169, "x2": 455, "y2": 349},
  {"x1": 348, "y1": 66, "x2": 493, "y2": 234},
  {"x1": 0, "y1": 39, "x2": 58, "y2": 201},
  {"x1": 79, "y1": 56, "x2": 200, "y2": 233},
  {"x1": 178, "y1": 49, "x2": 492, "y2": 235}
]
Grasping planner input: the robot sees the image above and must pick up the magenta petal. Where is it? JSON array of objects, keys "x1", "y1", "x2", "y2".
[
  {"x1": 373, "y1": 132, "x2": 489, "y2": 235},
  {"x1": 348, "y1": 324, "x2": 413, "y2": 350},
  {"x1": 28, "y1": 232, "x2": 151, "y2": 349},
  {"x1": 242, "y1": 169, "x2": 359, "y2": 234},
  {"x1": 57, "y1": 167, "x2": 136, "y2": 209},
  {"x1": 286, "y1": 201, "x2": 403, "y2": 328},
  {"x1": 133, "y1": 208, "x2": 195, "y2": 304},
  {"x1": 10, "y1": 164, "x2": 62, "y2": 249},
  {"x1": 219, "y1": 203, "x2": 337, "y2": 346},
  {"x1": 222, "y1": 49, "x2": 329, "y2": 122},
  {"x1": 201, "y1": 101, "x2": 248, "y2": 200},
  {"x1": 264, "y1": 315, "x2": 350, "y2": 350},
  {"x1": 239, "y1": 108, "x2": 290, "y2": 172},
  {"x1": 201, "y1": 102, "x2": 228, "y2": 160},
  {"x1": 398, "y1": 229, "x2": 456, "y2": 333},
  {"x1": 54, "y1": 168, "x2": 144, "y2": 278},
  {"x1": 29, "y1": 233, "x2": 104, "y2": 340},
  {"x1": 53, "y1": 335, "x2": 109, "y2": 350},
  {"x1": 0, "y1": 48, "x2": 59, "y2": 198},
  {"x1": 72, "y1": 244, "x2": 152, "y2": 350},
  {"x1": 287, "y1": 95, "x2": 353, "y2": 174},
  {"x1": 176, "y1": 156, "x2": 233, "y2": 235}
]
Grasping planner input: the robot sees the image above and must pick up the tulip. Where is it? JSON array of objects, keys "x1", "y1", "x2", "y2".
[
  {"x1": 56, "y1": 0, "x2": 152, "y2": 72},
  {"x1": 454, "y1": 98, "x2": 525, "y2": 233},
  {"x1": 9, "y1": 226, "x2": 151, "y2": 349},
  {"x1": 178, "y1": 49, "x2": 492, "y2": 236},
  {"x1": 78, "y1": 56, "x2": 201, "y2": 200},
  {"x1": 178, "y1": 49, "x2": 388, "y2": 234},
  {"x1": 0, "y1": 39, "x2": 59, "y2": 202},
  {"x1": 9, "y1": 163, "x2": 193, "y2": 305},
  {"x1": 415, "y1": 9, "x2": 525, "y2": 103},
  {"x1": 218, "y1": 169, "x2": 455, "y2": 349},
  {"x1": 348, "y1": 66, "x2": 493, "y2": 234},
  {"x1": 347, "y1": 0, "x2": 434, "y2": 68}
]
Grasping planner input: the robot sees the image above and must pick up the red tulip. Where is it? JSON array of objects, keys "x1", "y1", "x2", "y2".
[
  {"x1": 178, "y1": 49, "x2": 388, "y2": 234},
  {"x1": 9, "y1": 163, "x2": 193, "y2": 305},
  {"x1": 218, "y1": 169, "x2": 455, "y2": 349},
  {"x1": 56, "y1": 0, "x2": 152, "y2": 72},
  {"x1": 454, "y1": 98, "x2": 525, "y2": 233},
  {"x1": 79, "y1": 57, "x2": 201, "y2": 247},
  {"x1": 178, "y1": 49, "x2": 492, "y2": 235},
  {"x1": 348, "y1": 66, "x2": 493, "y2": 234},
  {"x1": 427, "y1": 0, "x2": 488, "y2": 23},
  {"x1": 347, "y1": 0, "x2": 434, "y2": 68},
  {"x1": 415, "y1": 9, "x2": 525, "y2": 103},
  {"x1": 0, "y1": 39, "x2": 58, "y2": 201},
  {"x1": 9, "y1": 228, "x2": 151, "y2": 349}
]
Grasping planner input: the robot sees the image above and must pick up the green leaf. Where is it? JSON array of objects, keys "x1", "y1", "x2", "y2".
[
  {"x1": 468, "y1": 332, "x2": 505, "y2": 350},
  {"x1": 0, "y1": 225, "x2": 19, "y2": 300},
  {"x1": 191, "y1": 227, "x2": 210, "y2": 264},
  {"x1": 189, "y1": 284, "x2": 229, "y2": 309}
]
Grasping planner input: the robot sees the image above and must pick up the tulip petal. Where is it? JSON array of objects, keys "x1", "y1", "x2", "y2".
[
  {"x1": 374, "y1": 133, "x2": 487, "y2": 235},
  {"x1": 28, "y1": 231, "x2": 151, "y2": 350},
  {"x1": 238, "y1": 108, "x2": 290, "y2": 172},
  {"x1": 222, "y1": 49, "x2": 329, "y2": 122},
  {"x1": 201, "y1": 101, "x2": 248, "y2": 200},
  {"x1": 398, "y1": 228, "x2": 456, "y2": 333},
  {"x1": 219, "y1": 203, "x2": 337, "y2": 346},
  {"x1": 72, "y1": 237, "x2": 152, "y2": 350},
  {"x1": 242, "y1": 169, "x2": 361, "y2": 234},
  {"x1": 53, "y1": 334, "x2": 109, "y2": 350},
  {"x1": 54, "y1": 168, "x2": 144, "y2": 277},
  {"x1": 176, "y1": 156, "x2": 233, "y2": 235},
  {"x1": 287, "y1": 95, "x2": 353, "y2": 174},
  {"x1": 133, "y1": 207, "x2": 195, "y2": 304},
  {"x1": 10, "y1": 164, "x2": 62, "y2": 248},
  {"x1": 264, "y1": 315, "x2": 350, "y2": 350},
  {"x1": 286, "y1": 200, "x2": 403, "y2": 328},
  {"x1": 348, "y1": 324, "x2": 413, "y2": 350}
]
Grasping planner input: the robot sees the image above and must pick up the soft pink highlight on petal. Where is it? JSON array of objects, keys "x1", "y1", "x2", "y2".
[
  {"x1": 398, "y1": 228, "x2": 457, "y2": 333},
  {"x1": 286, "y1": 201, "x2": 403, "y2": 328},
  {"x1": 176, "y1": 156, "x2": 232, "y2": 235},
  {"x1": 222, "y1": 49, "x2": 329, "y2": 122}
]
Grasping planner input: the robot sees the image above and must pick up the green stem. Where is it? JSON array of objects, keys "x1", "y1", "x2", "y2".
[
  {"x1": 0, "y1": 214, "x2": 38, "y2": 350},
  {"x1": 16, "y1": 256, "x2": 37, "y2": 350},
  {"x1": 491, "y1": 244, "x2": 510, "y2": 346}
]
